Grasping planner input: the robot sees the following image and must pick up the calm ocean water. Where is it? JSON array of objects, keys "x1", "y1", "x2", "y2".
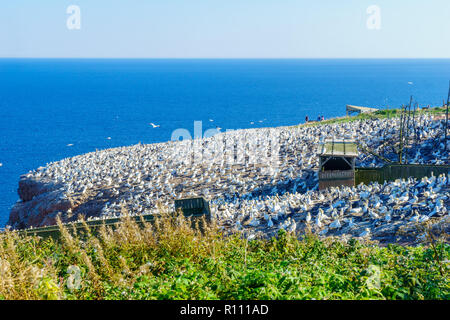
[{"x1": 0, "y1": 59, "x2": 449, "y2": 226}]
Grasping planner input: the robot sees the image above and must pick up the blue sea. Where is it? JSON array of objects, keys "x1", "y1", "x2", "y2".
[{"x1": 0, "y1": 59, "x2": 449, "y2": 226}]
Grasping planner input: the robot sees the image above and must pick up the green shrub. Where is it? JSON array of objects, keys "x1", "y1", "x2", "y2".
[{"x1": 0, "y1": 213, "x2": 448, "y2": 300}]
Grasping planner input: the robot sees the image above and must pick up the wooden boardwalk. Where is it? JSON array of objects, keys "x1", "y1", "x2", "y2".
[{"x1": 346, "y1": 105, "x2": 378, "y2": 116}]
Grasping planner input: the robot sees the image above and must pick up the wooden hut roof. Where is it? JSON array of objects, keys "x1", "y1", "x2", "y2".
[{"x1": 318, "y1": 139, "x2": 358, "y2": 157}]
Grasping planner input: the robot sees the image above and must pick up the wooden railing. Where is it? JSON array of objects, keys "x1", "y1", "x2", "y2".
[
  {"x1": 319, "y1": 170, "x2": 354, "y2": 180},
  {"x1": 355, "y1": 164, "x2": 449, "y2": 185}
]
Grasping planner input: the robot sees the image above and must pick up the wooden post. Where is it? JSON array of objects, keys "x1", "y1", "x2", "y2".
[
  {"x1": 413, "y1": 102, "x2": 419, "y2": 145},
  {"x1": 399, "y1": 105, "x2": 404, "y2": 164},
  {"x1": 445, "y1": 81, "x2": 449, "y2": 152},
  {"x1": 404, "y1": 96, "x2": 413, "y2": 164}
]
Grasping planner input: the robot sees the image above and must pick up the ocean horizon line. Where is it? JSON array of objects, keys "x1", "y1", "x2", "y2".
[{"x1": 1, "y1": 57, "x2": 450, "y2": 60}]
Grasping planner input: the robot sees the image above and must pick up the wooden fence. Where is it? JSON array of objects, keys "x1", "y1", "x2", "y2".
[
  {"x1": 318, "y1": 170, "x2": 355, "y2": 190},
  {"x1": 17, "y1": 214, "x2": 156, "y2": 239},
  {"x1": 15, "y1": 198, "x2": 212, "y2": 239},
  {"x1": 355, "y1": 164, "x2": 449, "y2": 185}
]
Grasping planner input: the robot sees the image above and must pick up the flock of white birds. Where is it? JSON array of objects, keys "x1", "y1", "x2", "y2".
[
  {"x1": 16, "y1": 114, "x2": 449, "y2": 243},
  {"x1": 213, "y1": 173, "x2": 448, "y2": 243}
]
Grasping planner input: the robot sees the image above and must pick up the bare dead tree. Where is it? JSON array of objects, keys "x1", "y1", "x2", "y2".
[
  {"x1": 412, "y1": 102, "x2": 418, "y2": 147},
  {"x1": 445, "y1": 81, "x2": 449, "y2": 152},
  {"x1": 404, "y1": 96, "x2": 413, "y2": 163},
  {"x1": 398, "y1": 104, "x2": 405, "y2": 164}
]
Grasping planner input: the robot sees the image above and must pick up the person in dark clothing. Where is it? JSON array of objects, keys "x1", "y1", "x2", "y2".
[{"x1": 305, "y1": 115, "x2": 309, "y2": 123}]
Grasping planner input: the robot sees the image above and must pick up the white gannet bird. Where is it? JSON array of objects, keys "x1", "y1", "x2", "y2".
[
  {"x1": 350, "y1": 207, "x2": 362, "y2": 215},
  {"x1": 369, "y1": 210, "x2": 380, "y2": 220},
  {"x1": 249, "y1": 218, "x2": 260, "y2": 227},
  {"x1": 347, "y1": 218, "x2": 355, "y2": 228},
  {"x1": 315, "y1": 215, "x2": 322, "y2": 228},
  {"x1": 397, "y1": 192, "x2": 409, "y2": 204},
  {"x1": 149, "y1": 123, "x2": 160, "y2": 128},
  {"x1": 360, "y1": 191, "x2": 370, "y2": 199},
  {"x1": 384, "y1": 212, "x2": 391, "y2": 223},
  {"x1": 362, "y1": 200, "x2": 369, "y2": 214},
  {"x1": 287, "y1": 219, "x2": 297, "y2": 233},
  {"x1": 428, "y1": 199, "x2": 447, "y2": 217},
  {"x1": 359, "y1": 228, "x2": 370, "y2": 238},
  {"x1": 325, "y1": 204, "x2": 334, "y2": 214},
  {"x1": 409, "y1": 211, "x2": 420, "y2": 223},
  {"x1": 318, "y1": 208, "x2": 329, "y2": 221},
  {"x1": 279, "y1": 217, "x2": 289, "y2": 230},
  {"x1": 409, "y1": 195, "x2": 419, "y2": 205},
  {"x1": 305, "y1": 212, "x2": 311, "y2": 224},
  {"x1": 329, "y1": 219, "x2": 341, "y2": 229}
]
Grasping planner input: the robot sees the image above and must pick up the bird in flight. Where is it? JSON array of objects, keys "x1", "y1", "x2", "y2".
[{"x1": 149, "y1": 123, "x2": 160, "y2": 128}]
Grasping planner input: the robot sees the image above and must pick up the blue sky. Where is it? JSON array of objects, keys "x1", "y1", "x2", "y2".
[{"x1": 1, "y1": 0, "x2": 449, "y2": 58}]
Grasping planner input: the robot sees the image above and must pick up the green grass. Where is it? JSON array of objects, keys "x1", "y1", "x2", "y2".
[
  {"x1": 296, "y1": 106, "x2": 448, "y2": 128},
  {"x1": 0, "y1": 213, "x2": 448, "y2": 300}
]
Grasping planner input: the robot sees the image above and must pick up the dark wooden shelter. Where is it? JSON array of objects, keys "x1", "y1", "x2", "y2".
[
  {"x1": 318, "y1": 139, "x2": 358, "y2": 190},
  {"x1": 174, "y1": 197, "x2": 211, "y2": 219}
]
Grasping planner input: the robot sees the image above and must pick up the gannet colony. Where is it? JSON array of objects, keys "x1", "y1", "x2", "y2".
[{"x1": 8, "y1": 114, "x2": 449, "y2": 245}]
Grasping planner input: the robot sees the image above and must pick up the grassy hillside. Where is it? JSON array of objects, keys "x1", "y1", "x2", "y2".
[
  {"x1": 298, "y1": 106, "x2": 448, "y2": 127},
  {"x1": 0, "y1": 213, "x2": 448, "y2": 300}
]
